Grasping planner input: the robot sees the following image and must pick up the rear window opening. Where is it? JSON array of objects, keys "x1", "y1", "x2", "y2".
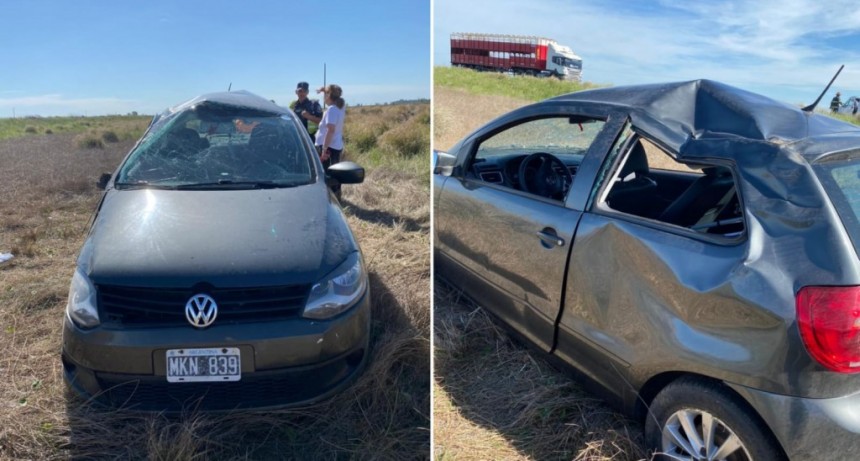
[{"x1": 597, "y1": 135, "x2": 745, "y2": 239}]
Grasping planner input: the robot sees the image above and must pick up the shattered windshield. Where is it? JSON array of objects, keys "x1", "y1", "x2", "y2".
[{"x1": 116, "y1": 104, "x2": 314, "y2": 189}]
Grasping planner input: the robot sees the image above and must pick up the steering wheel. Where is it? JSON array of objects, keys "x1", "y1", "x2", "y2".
[{"x1": 518, "y1": 152, "x2": 572, "y2": 200}]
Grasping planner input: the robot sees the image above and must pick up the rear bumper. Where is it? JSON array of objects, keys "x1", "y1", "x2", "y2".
[
  {"x1": 727, "y1": 382, "x2": 860, "y2": 459},
  {"x1": 62, "y1": 290, "x2": 370, "y2": 411}
]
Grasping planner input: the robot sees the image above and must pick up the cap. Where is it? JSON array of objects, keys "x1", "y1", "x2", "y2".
[{"x1": 296, "y1": 82, "x2": 309, "y2": 91}]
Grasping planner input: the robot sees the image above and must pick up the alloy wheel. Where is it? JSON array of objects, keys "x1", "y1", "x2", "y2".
[{"x1": 661, "y1": 408, "x2": 752, "y2": 461}]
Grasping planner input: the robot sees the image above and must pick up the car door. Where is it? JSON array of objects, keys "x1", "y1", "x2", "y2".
[
  {"x1": 435, "y1": 103, "x2": 626, "y2": 351},
  {"x1": 554, "y1": 126, "x2": 753, "y2": 407}
]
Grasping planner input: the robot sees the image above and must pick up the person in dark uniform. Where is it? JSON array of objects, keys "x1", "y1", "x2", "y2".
[
  {"x1": 289, "y1": 81, "x2": 323, "y2": 137},
  {"x1": 831, "y1": 92, "x2": 842, "y2": 113}
]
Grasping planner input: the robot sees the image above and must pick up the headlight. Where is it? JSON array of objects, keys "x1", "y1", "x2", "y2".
[
  {"x1": 303, "y1": 252, "x2": 367, "y2": 320},
  {"x1": 66, "y1": 268, "x2": 99, "y2": 328}
]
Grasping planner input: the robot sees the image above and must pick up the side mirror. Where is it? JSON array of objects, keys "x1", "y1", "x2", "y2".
[
  {"x1": 97, "y1": 173, "x2": 112, "y2": 190},
  {"x1": 327, "y1": 161, "x2": 365, "y2": 184},
  {"x1": 433, "y1": 150, "x2": 456, "y2": 176}
]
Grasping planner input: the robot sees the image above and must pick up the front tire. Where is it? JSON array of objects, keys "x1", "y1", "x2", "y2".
[{"x1": 645, "y1": 378, "x2": 785, "y2": 461}]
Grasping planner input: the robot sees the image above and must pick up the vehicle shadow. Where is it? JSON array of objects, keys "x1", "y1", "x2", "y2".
[
  {"x1": 433, "y1": 280, "x2": 649, "y2": 461},
  {"x1": 340, "y1": 198, "x2": 428, "y2": 232},
  {"x1": 63, "y1": 272, "x2": 429, "y2": 459}
]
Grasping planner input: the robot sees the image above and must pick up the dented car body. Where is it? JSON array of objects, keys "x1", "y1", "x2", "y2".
[
  {"x1": 63, "y1": 91, "x2": 370, "y2": 411},
  {"x1": 434, "y1": 80, "x2": 860, "y2": 459}
]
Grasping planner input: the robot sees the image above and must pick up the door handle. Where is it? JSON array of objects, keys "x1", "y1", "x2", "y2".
[{"x1": 536, "y1": 229, "x2": 565, "y2": 247}]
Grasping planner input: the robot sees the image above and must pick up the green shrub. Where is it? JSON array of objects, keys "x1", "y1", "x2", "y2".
[
  {"x1": 45, "y1": 129, "x2": 53, "y2": 135},
  {"x1": 345, "y1": 118, "x2": 390, "y2": 153},
  {"x1": 101, "y1": 130, "x2": 119, "y2": 143},
  {"x1": 352, "y1": 131, "x2": 378, "y2": 152},
  {"x1": 76, "y1": 134, "x2": 104, "y2": 149},
  {"x1": 379, "y1": 120, "x2": 429, "y2": 157},
  {"x1": 416, "y1": 107, "x2": 430, "y2": 125},
  {"x1": 24, "y1": 126, "x2": 37, "y2": 134}
]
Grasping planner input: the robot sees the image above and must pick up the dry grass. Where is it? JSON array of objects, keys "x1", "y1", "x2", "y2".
[
  {"x1": 0, "y1": 106, "x2": 430, "y2": 459},
  {"x1": 346, "y1": 105, "x2": 430, "y2": 158},
  {"x1": 432, "y1": 89, "x2": 649, "y2": 460},
  {"x1": 434, "y1": 284, "x2": 647, "y2": 461}
]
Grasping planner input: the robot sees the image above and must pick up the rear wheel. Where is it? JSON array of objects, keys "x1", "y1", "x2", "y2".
[{"x1": 645, "y1": 378, "x2": 785, "y2": 461}]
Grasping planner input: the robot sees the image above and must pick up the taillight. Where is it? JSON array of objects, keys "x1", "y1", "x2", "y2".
[{"x1": 796, "y1": 286, "x2": 860, "y2": 373}]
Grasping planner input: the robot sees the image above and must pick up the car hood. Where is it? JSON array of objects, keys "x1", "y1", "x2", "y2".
[{"x1": 78, "y1": 184, "x2": 358, "y2": 288}]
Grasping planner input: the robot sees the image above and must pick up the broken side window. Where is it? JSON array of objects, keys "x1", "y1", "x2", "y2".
[{"x1": 597, "y1": 135, "x2": 745, "y2": 239}]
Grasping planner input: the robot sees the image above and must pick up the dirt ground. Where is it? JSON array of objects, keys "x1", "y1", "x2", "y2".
[{"x1": 432, "y1": 88, "x2": 649, "y2": 460}]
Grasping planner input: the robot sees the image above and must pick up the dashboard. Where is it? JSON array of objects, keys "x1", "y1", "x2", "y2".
[{"x1": 470, "y1": 152, "x2": 582, "y2": 199}]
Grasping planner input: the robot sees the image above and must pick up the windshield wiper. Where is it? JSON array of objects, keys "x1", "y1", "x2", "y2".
[
  {"x1": 172, "y1": 180, "x2": 297, "y2": 190},
  {"x1": 114, "y1": 180, "x2": 177, "y2": 190}
]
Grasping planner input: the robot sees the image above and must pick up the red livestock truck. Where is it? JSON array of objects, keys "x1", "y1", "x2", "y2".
[{"x1": 450, "y1": 33, "x2": 582, "y2": 81}]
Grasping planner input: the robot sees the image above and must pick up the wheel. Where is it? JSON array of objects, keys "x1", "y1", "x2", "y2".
[{"x1": 645, "y1": 378, "x2": 785, "y2": 461}]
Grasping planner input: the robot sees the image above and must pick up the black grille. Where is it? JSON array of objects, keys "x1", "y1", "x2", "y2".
[
  {"x1": 94, "y1": 351, "x2": 360, "y2": 411},
  {"x1": 98, "y1": 284, "x2": 310, "y2": 326}
]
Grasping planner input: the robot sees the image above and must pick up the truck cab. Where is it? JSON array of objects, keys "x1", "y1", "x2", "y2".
[{"x1": 546, "y1": 43, "x2": 582, "y2": 81}]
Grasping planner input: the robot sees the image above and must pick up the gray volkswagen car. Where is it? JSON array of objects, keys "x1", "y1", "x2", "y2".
[
  {"x1": 62, "y1": 91, "x2": 370, "y2": 411},
  {"x1": 435, "y1": 80, "x2": 860, "y2": 460}
]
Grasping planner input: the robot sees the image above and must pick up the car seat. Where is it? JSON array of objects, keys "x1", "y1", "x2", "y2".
[
  {"x1": 606, "y1": 141, "x2": 657, "y2": 212},
  {"x1": 165, "y1": 127, "x2": 208, "y2": 156},
  {"x1": 658, "y1": 166, "x2": 735, "y2": 228}
]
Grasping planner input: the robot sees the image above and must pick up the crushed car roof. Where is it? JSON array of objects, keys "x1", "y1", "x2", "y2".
[
  {"x1": 551, "y1": 79, "x2": 860, "y2": 158},
  {"x1": 164, "y1": 90, "x2": 289, "y2": 116}
]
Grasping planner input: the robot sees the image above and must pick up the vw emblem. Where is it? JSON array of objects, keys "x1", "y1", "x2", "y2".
[{"x1": 185, "y1": 294, "x2": 218, "y2": 328}]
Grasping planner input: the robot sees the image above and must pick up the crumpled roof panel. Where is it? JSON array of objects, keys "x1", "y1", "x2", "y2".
[
  {"x1": 552, "y1": 80, "x2": 860, "y2": 155},
  {"x1": 166, "y1": 90, "x2": 289, "y2": 116}
]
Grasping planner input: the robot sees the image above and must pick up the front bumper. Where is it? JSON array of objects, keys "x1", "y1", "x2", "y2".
[
  {"x1": 728, "y1": 382, "x2": 860, "y2": 459},
  {"x1": 62, "y1": 290, "x2": 370, "y2": 411}
]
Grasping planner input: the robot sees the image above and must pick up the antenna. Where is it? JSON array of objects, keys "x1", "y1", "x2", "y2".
[
  {"x1": 803, "y1": 65, "x2": 844, "y2": 112},
  {"x1": 227, "y1": 82, "x2": 232, "y2": 92}
]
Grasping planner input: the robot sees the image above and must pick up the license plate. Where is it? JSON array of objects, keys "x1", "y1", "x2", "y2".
[{"x1": 166, "y1": 347, "x2": 241, "y2": 383}]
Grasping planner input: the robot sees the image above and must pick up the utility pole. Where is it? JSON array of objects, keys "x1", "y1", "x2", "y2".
[{"x1": 323, "y1": 63, "x2": 327, "y2": 109}]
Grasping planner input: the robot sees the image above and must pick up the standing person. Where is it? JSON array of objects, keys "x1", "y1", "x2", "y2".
[
  {"x1": 289, "y1": 81, "x2": 323, "y2": 137},
  {"x1": 315, "y1": 84, "x2": 346, "y2": 195},
  {"x1": 831, "y1": 91, "x2": 842, "y2": 113}
]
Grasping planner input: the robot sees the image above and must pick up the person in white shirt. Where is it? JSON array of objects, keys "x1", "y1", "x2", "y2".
[
  {"x1": 315, "y1": 84, "x2": 345, "y2": 163},
  {"x1": 314, "y1": 84, "x2": 346, "y2": 196}
]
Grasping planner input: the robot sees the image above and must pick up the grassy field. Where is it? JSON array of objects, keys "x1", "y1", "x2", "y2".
[
  {"x1": 828, "y1": 110, "x2": 860, "y2": 125},
  {"x1": 435, "y1": 66, "x2": 599, "y2": 102},
  {"x1": 0, "y1": 115, "x2": 149, "y2": 144},
  {"x1": 0, "y1": 103, "x2": 430, "y2": 460}
]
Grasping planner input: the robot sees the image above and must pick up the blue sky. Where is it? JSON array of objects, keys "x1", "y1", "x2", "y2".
[
  {"x1": 434, "y1": 0, "x2": 860, "y2": 106},
  {"x1": 1, "y1": 1, "x2": 429, "y2": 117}
]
